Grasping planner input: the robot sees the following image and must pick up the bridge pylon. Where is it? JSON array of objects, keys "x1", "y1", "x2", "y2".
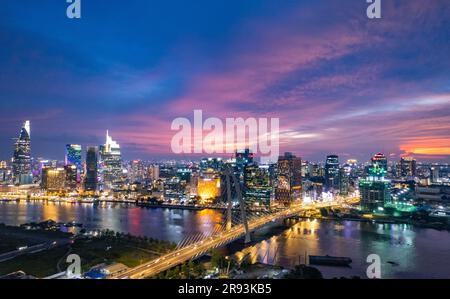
[{"x1": 224, "y1": 165, "x2": 251, "y2": 243}]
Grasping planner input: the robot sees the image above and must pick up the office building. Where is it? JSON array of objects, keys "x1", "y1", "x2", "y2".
[
  {"x1": 12, "y1": 121, "x2": 32, "y2": 185},
  {"x1": 65, "y1": 144, "x2": 82, "y2": 168},
  {"x1": 338, "y1": 167, "x2": 350, "y2": 196},
  {"x1": 325, "y1": 155, "x2": 339, "y2": 190},
  {"x1": 99, "y1": 131, "x2": 123, "y2": 190},
  {"x1": 399, "y1": 157, "x2": 417, "y2": 178},
  {"x1": 41, "y1": 167, "x2": 66, "y2": 192},
  {"x1": 359, "y1": 165, "x2": 391, "y2": 213},
  {"x1": 244, "y1": 163, "x2": 272, "y2": 209},
  {"x1": 85, "y1": 146, "x2": 98, "y2": 192},
  {"x1": 371, "y1": 153, "x2": 388, "y2": 171},
  {"x1": 275, "y1": 152, "x2": 302, "y2": 205}
]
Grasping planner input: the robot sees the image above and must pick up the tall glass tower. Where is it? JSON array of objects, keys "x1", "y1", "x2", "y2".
[
  {"x1": 85, "y1": 146, "x2": 98, "y2": 192},
  {"x1": 65, "y1": 144, "x2": 82, "y2": 169},
  {"x1": 99, "y1": 131, "x2": 123, "y2": 190},
  {"x1": 12, "y1": 120, "x2": 32, "y2": 185},
  {"x1": 325, "y1": 155, "x2": 340, "y2": 190}
]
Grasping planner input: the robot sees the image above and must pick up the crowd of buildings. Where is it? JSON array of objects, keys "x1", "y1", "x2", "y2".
[{"x1": 1, "y1": 121, "x2": 449, "y2": 215}]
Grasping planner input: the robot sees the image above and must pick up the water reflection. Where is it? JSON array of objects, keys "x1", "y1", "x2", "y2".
[
  {"x1": 0, "y1": 201, "x2": 224, "y2": 244},
  {"x1": 1, "y1": 202, "x2": 450, "y2": 278},
  {"x1": 233, "y1": 219, "x2": 450, "y2": 279}
]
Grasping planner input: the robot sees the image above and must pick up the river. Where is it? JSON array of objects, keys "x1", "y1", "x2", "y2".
[{"x1": 1, "y1": 201, "x2": 449, "y2": 279}]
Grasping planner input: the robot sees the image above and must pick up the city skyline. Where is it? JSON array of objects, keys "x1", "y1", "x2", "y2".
[
  {"x1": 1, "y1": 1, "x2": 449, "y2": 162},
  {"x1": 1, "y1": 119, "x2": 450, "y2": 164}
]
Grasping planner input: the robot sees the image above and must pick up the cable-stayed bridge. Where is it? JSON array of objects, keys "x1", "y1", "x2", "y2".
[
  {"x1": 114, "y1": 202, "x2": 337, "y2": 279},
  {"x1": 114, "y1": 166, "x2": 340, "y2": 279}
]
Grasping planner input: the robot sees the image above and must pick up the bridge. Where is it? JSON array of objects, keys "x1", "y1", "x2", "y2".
[
  {"x1": 113, "y1": 166, "x2": 342, "y2": 279},
  {"x1": 114, "y1": 202, "x2": 338, "y2": 279}
]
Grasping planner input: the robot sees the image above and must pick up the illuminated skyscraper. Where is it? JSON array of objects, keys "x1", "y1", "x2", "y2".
[
  {"x1": 235, "y1": 149, "x2": 254, "y2": 178},
  {"x1": 244, "y1": 163, "x2": 272, "y2": 209},
  {"x1": 65, "y1": 165, "x2": 78, "y2": 190},
  {"x1": 325, "y1": 155, "x2": 339, "y2": 190},
  {"x1": 85, "y1": 146, "x2": 98, "y2": 192},
  {"x1": 371, "y1": 153, "x2": 388, "y2": 171},
  {"x1": 65, "y1": 144, "x2": 82, "y2": 168},
  {"x1": 399, "y1": 157, "x2": 417, "y2": 178},
  {"x1": 275, "y1": 152, "x2": 302, "y2": 205},
  {"x1": 129, "y1": 160, "x2": 145, "y2": 183},
  {"x1": 359, "y1": 165, "x2": 391, "y2": 213},
  {"x1": 338, "y1": 167, "x2": 349, "y2": 196},
  {"x1": 12, "y1": 120, "x2": 32, "y2": 185},
  {"x1": 41, "y1": 167, "x2": 66, "y2": 192},
  {"x1": 99, "y1": 131, "x2": 123, "y2": 190},
  {"x1": 148, "y1": 165, "x2": 160, "y2": 181}
]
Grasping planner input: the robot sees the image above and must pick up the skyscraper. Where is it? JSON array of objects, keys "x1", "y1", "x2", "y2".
[
  {"x1": 359, "y1": 165, "x2": 391, "y2": 213},
  {"x1": 12, "y1": 120, "x2": 32, "y2": 185},
  {"x1": 235, "y1": 149, "x2": 254, "y2": 178},
  {"x1": 399, "y1": 157, "x2": 417, "y2": 178},
  {"x1": 338, "y1": 167, "x2": 349, "y2": 196},
  {"x1": 65, "y1": 144, "x2": 82, "y2": 168},
  {"x1": 99, "y1": 131, "x2": 123, "y2": 190},
  {"x1": 129, "y1": 160, "x2": 145, "y2": 183},
  {"x1": 275, "y1": 152, "x2": 302, "y2": 206},
  {"x1": 371, "y1": 153, "x2": 388, "y2": 171},
  {"x1": 85, "y1": 146, "x2": 98, "y2": 192},
  {"x1": 325, "y1": 155, "x2": 339, "y2": 190},
  {"x1": 244, "y1": 163, "x2": 272, "y2": 209},
  {"x1": 41, "y1": 167, "x2": 66, "y2": 192}
]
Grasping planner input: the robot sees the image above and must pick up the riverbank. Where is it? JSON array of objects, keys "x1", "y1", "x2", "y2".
[{"x1": 0, "y1": 224, "x2": 177, "y2": 278}]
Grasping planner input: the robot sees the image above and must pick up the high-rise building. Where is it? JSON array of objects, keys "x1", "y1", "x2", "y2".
[
  {"x1": 325, "y1": 155, "x2": 339, "y2": 190},
  {"x1": 41, "y1": 167, "x2": 66, "y2": 192},
  {"x1": 99, "y1": 131, "x2": 123, "y2": 190},
  {"x1": 338, "y1": 168, "x2": 349, "y2": 196},
  {"x1": 244, "y1": 163, "x2": 272, "y2": 209},
  {"x1": 65, "y1": 165, "x2": 78, "y2": 190},
  {"x1": 371, "y1": 153, "x2": 388, "y2": 171},
  {"x1": 431, "y1": 166, "x2": 440, "y2": 183},
  {"x1": 0, "y1": 162, "x2": 9, "y2": 183},
  {"x1": 148, "y1": 165, "x2": 160, "y2": 181},
  {"x1": 399, "y1": 157, "x2": 417, "y2": 178},
  {"x1": 275, "y1": 152, "x2": 302, "y2": 205},
  {"x1": 65, "y1": 144, "x2": 82, "y2": 168},
  {"x1": 129, "y1": 160, "x2": 145, "y2": 183},
  {"x1": 12, "y1": 121, "x2": 32, "y2": 185},
  {"x1": 235, "y1": 149, "x2": 254, "y2": 178},
  {"x1": 85, "y1": 146, "x2": 98, "y2": 192},
  {"x1": 199, "y1": 158, "x2": 223, "y2": 175},
  {"x1": 359, "y1": 165, "x2": 391, "y2": 213}
]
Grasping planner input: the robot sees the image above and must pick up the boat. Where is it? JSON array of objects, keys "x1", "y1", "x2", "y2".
[{"x1": 309, "y1": 255, "x2": 352, "y2": 267}]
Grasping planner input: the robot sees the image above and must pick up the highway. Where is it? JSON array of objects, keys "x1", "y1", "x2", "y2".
[{"x1": 113, "y1": 202, "x2": 338, "y2": 279}]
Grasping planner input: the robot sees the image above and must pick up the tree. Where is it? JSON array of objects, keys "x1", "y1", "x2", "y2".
[{"x1": 211, "y1": 250, "x2": 225, "y2": 269}]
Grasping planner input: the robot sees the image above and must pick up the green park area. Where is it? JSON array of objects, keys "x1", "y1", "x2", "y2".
[{"x1": 0, "y1": 227, "x2": 176, "y2": 278}]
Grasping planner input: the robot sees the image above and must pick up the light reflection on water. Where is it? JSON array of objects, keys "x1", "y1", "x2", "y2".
[
  {"x1": 233, "y1": 218, "x2": 450, "y2": 279},
  {"x1": 1, "y1": 202, "x2": 450, "y2": 278},
  {"x1": 0, "y1": 201, "x2": 224, "y2": 244}
]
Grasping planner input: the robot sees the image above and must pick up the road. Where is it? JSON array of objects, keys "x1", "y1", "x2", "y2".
[
  {"x1": 113, "y1": 202, "x2": 338, "y2": 279},
  {"x1": 0, "y1": 239, "x2": 72, "y2": 263}
]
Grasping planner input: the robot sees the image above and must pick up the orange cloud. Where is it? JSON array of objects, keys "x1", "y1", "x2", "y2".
[{"x1": 400, "y1": 137, "x2": 450, "y2": 156}]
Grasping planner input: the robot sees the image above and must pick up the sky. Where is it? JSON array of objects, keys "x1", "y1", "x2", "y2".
[{"x1": 0, "y1": 0, "x2": 449, "y2": 163}]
